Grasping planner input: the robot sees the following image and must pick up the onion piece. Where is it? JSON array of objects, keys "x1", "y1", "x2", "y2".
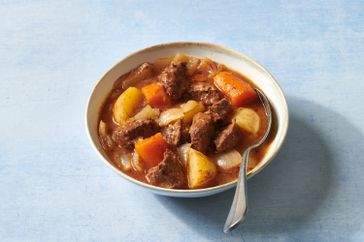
[
  {"x1": 177, "y1": 143, "x2": 191, "y2": 168},
  {"x1": 98, "y1": 121, "x2": 114, "y2": 150},
  {"x1": 159, "y1": 108, "x2": 184, "y2": 126},
  {"x1": 197, "y1": 58, "x2": 225, "y2": 78},
  {"x1": 134, "y1": 105, "x2": 160, "y2": 121},
  {"x1": 131, "y1": 150, "x2": 143, "y2": 172},
  {"x1": 119, "y1": 63, "x2": 153, "y2": 89},
  {"x1": 119, "y1": 153, "x2": 132, "y2": 171},
  {"x1": 153, "y1": 57, "x2": 173, "y2": 73},
  {"x1": 98, "y1": 120, "x2": 107, "y2": 137},
  {"x1": 215, "y1": 149, "x2": 242, "y2": 170}
]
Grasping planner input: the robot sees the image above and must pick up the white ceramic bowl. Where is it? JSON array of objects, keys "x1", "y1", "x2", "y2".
[{"x1": 86, "y1": 42, "x2": 289, "y2": 198}]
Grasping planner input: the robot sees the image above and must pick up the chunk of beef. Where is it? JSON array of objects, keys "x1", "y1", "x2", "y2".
[
  {"x1": 112, "y1": 119, "x2": 160, "y2": 150},
  {"x1": 159, "y1": 62, "x2": 189, "y2": 101},
  {"x1": 189, "y1": 112, "x2": 215, "y2": 154},
  {"x1": 207, "y1": 98, "x2": 232, "y2": 123},
  {"x1": 145, "y1": 149, "x2": 186, "y2": 188},
  {"x1": 162, "y1": 120, "x2": 182, "y2": 147},
  {"x1": 214, "y1": 122, "x2": 241, "y2": 153},
  {"x1": 188, "y1": 82, "x2": 222, "y2": 106},
  {"x1": 181, "y1": 122, "x2": 191, "y2": 144}
]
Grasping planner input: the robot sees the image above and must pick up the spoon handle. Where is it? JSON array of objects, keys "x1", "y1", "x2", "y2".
[
  {"x1": 223, "y1": 148, "x2": 250, "y2": 233},
  {"x1": 223, "y1": 88, "x2": 272, "y2": 233}
]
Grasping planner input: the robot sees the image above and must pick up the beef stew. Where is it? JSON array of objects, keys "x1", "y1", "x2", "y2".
[{"x1": 98, "y1": 54, "x2": 275, "y2": 189}]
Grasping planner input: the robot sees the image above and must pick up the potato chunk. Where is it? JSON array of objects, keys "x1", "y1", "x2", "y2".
[
  {"x1": 180, "y1": 100, "x2": 205, "y2": 123},
  {"x1": 113, "y1": 87, "x2": 143, "y2": 125},
  {"x1": 187, "y1": 148, "x2": 217, "y2": 189},
  {"x1": 233, "y1": 108, "x2": 260, "y2": 134}
]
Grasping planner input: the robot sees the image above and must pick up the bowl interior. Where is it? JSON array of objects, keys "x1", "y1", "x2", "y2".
[{"x1": 86, "y1": 42, "x2": 288, "y2": 197}]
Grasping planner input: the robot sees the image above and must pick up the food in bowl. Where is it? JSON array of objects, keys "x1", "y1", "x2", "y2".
[{"x1": 97, "y1": 54, "x2": 274, "y2": 189}]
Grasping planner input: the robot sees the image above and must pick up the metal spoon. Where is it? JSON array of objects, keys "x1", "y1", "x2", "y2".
[{"x1": 223, "y1": 88, "x2": 272, "y2": 233}]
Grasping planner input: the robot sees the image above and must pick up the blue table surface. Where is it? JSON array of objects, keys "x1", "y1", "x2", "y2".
[{"x1": 1, "y1": 1, "x2": 364, "y2": 241}]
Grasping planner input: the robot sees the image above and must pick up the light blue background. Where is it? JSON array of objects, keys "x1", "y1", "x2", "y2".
[{"x1": 1, "y1": 1, "x2": 363, "y2": 241}]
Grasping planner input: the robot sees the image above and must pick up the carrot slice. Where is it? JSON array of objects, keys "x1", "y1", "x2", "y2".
[
  {"x1": 213, "y1": 72, "x2": 257, "y2": 107},
  {"x1": 141, "y1": 83, "x2": 170, "y2": 107},
  {"x1": 135, "y1": 133, "x2": 167, "y2": 167}
]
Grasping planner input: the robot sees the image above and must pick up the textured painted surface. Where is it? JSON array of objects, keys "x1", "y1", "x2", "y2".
[{"x1": 0, "y1": 1, "x2": 364, "y2": 241}]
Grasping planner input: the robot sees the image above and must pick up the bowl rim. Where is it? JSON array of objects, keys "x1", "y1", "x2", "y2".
[{"x1": 85, "y1": 41, "x2": 289, "y2": 194}]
